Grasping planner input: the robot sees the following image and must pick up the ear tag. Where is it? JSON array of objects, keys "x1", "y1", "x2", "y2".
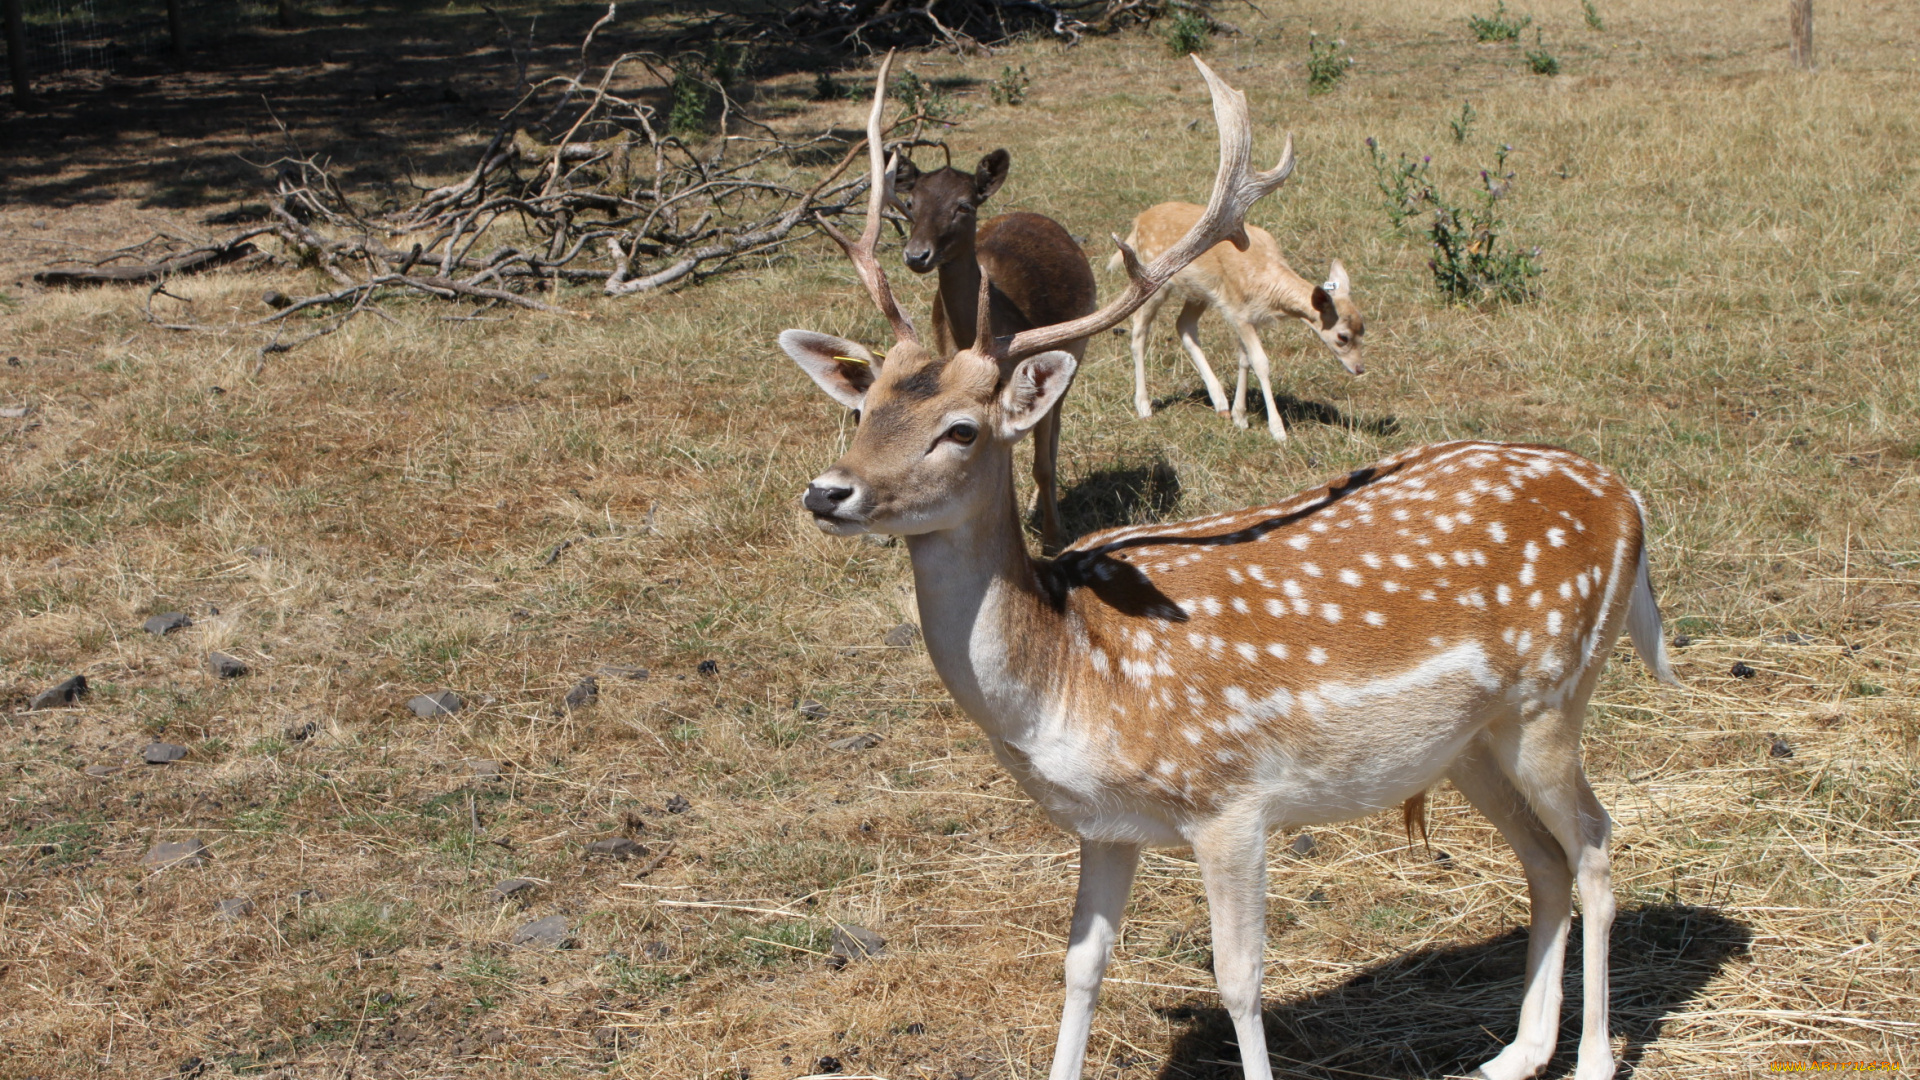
[
  {"x1": 834, "y1": 354, "x2": 870, "y2": 365},
  {"x1": 1321, "y1": 279, "x2": 1340, "y2": 294}
]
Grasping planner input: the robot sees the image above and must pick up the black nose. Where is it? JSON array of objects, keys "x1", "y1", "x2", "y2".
[
  {"x1": 903, "y1": 245, "x2": 934, "y2": 272},
  {"x1": 804, "y1": 482, "x2": 854, "y2": 515}
]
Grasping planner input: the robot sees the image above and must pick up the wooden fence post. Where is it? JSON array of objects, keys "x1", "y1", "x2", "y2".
[{"x1": 1789, "y1": 0, "x2": 1814, "y2": 69}]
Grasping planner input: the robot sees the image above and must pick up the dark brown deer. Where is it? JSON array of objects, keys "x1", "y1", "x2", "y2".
[{"x1": 893, "y1": 149, "x2": 1096, "y2": 554}]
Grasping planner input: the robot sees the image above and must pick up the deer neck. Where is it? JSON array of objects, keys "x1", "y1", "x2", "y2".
[
  {"x1": 1254, "y1": 256, "x2": 1318, "y2": 324},
  {"x1": 931, "y1": 234, "x2": 983, "y2": 354},
  {"x1": 901, "y1": 459, "x2": 1061, "y2": 744}
]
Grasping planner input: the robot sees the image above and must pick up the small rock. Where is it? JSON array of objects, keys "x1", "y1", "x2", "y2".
[
  {"x1": 83, "y1": 764, "x2": 120, "y2": 778},
  {"x1": 143, "y1": 612, "x2": 193, "y2": 635},
  {"x1": 828, "y1": 732, "x2": 883, "y2": 752},
  {"x1": 829, "y1": 924, "x2": 886, "y2": 967},
  {"x1": 206, "y1": 652, "x2": 249, "y2": 678},
  {"x1": 596, "y1": 664, "x2": 649, "y2": 681},
  {"x1": 642, "y1": 940, "x2": 672, "y2": 960},
  {"x1": 1767, "y1": 632, "x2": 1814, "y2": 646},
  {"x1": 563, "y1": 677, "x2": 599, "y2": 711},
  {"x1": 1730, "y1": 662, "x2": 1757, "y2": 679},
  {"x1": 289, "y1": 887, "x2": 325, "y2": 904},
  {"x1": 143, "y1": 742, "x2": 189, "y2": 764},
  {"x1": 246, "y1": 545, "x2": 273, "y2": 559},
  {"x1": 215, "y1": 897, "x2": 255, "y2": 920},
  {"x1": 587, "y1": 837, "x2": 645, "y2": 859},
  {"x1": 493, "y1": 878, "x2": 539, "y2": 900},
  {"x1": 1432, "y1": 849, "x2": 1453, "y2": 865},
  {"x1": 1769, "y1": 737, "x2": 1795, "y2": 759},
  {"x1": 665, "y1": 794, "x2": 691, "y2": 814},
  {"x1": 903, "y1": 1021, "x2": 926, "y2": 1035},
  {"x1": 408, "y1": 690, "x2": 463, "y2": 716},
  {"x1": 284, "y1": 720, "x2": 318, "y2": 743},
  {"x1": 797, "y1": 700, "x2": 829, "y2": 719},
  {"x1": 143, "y1": 838, "x2": 209, "y2": 868},
  {"x1": 883, "y1": 622, "x2": 921, "y2": 649},
  {"x1": 815, "y1": 1056, "x2": 843, "y2": 1074},
  {"x1": 696, "y1": 659, "x2": 719, "y2": 676},
  {"x1": 511, "y1": 914, "x2": 571, "y2": 949},
  {"x1": 1305, "y1": 887, "x2": 1330, "y2": 906},
  {"x1": 0, "y1": 405, "x2": 30, "y2": 419},
  {"x1": 1287, "y1": 831, "x2": 1316, "y2": 857},
  {"x1": 1671, "y1": 634, "x2": 1693, "y2": 648},
  {"x1": 262, "y1": 290, "x2": 292, "y2": 309},
  {"x1": 28, "y1": 675, "x2": 88, "y2": 710},
  {"x1": 464, "y1": 759, "x2": 503, "y2": 780}
]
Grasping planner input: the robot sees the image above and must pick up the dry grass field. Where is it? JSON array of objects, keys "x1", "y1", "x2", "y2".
[{"x1": 3, "y1": 0, "x2": 1918, "y2": 1077}]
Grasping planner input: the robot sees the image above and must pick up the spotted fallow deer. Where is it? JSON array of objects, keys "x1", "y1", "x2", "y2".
[
  {"x1": 892, "y1": 148, "x2": 1097, "y2": 553},
  {"x1": 784, "y1": 53, "x2": 1677, "y2": 1080},
  {"x1": 1119, "y1": 200, "x2": 1365, "y2": 442}
]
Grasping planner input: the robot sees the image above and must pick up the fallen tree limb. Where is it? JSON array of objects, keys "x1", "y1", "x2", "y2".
[{"x1": 35, "y1": 237, "x2": 266, "y2": 287}]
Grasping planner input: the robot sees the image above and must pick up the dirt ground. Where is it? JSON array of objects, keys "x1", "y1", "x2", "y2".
[{"x1": 2, "y1": 1, "x2": 1917, "y2": 1078}]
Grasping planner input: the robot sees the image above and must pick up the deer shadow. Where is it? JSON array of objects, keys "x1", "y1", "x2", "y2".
[
  {"x1": 1151, "y1": 388, "x2": 1398, "y2": 439},
  {"x1": 1151, "y1": 903, "x2": 1751, "y2": 1080},
  {"x1": 1045, "y1": 457, "x2": 1184, "y2": 546}
]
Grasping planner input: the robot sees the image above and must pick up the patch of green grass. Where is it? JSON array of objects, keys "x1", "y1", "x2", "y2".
[
  {"x1": 732, "y1": 918, "x2": 830, "y2": 968},
  {"x1": 287, "y1": 898, "x2": 413, "y2": 954},
  {"x1": 602, "y1": 952, "x2": 688, "y2": 995},
  {"x1": 11, "y1": 818, "x2": 103, "y2": 867},
  {"x1": 1582, "y1": 0, "x2": 1605, "y2": 30}
]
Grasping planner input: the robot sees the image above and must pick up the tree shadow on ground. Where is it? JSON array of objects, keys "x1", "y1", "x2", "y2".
[
  {"x1": 1050, "y1": 456, "x2": 1183, "y2": 546},
  {"x1": 1152, "y1": 903, "x2": 1751, "y2": 1080},
  {"x1": 1151, "y1": 387, "x2": 1398, "y2": 439}
]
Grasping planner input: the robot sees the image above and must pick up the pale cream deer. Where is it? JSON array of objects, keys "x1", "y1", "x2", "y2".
[
  {"x1": 1119, "y1": 200, "x2": 1366, "y2": 441},
  {"x1": 783, "y1": 54, "x2": 1675, "y2": 1080}
]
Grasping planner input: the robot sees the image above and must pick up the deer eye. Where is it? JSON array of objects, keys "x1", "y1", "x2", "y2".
[
  {"x1": 946, "y1": 421, "x2": 979, "y2": 446},
  {"x1": 851, "y1": 409, "x2": 862, "y2": 425}
]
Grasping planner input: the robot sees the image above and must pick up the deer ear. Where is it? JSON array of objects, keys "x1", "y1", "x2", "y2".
[
  {"x1": 893, "y1": 156, "x2": 921, "y2": 196},
  {"x1": 974, "y1": 149, "x2": 1010, "y2": 202},
  {"x1": 780, "y1": 330, "x2": 879, "y2": 411},
  {"x1": 1310, "y1": 282, "x2": 1340, "y2": 330},
  {"x1": 998, "y1": 350, "x2": 1076, "y2": 438},
  {"x1": 1326, "y1": 258, "x2": 1351, "y2": 294}
]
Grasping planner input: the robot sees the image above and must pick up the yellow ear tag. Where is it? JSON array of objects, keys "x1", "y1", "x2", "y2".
[{"x1": 833, "y1": 354, "x2": 870, "y2": 365}]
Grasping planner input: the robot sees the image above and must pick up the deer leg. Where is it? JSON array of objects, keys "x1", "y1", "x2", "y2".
[
  {"x1": 1231, "y1": 319, "x2": 1286, "y2": 441},
  {"x1": 1032, "y1": 396, "x2": 1064, "y2": 555},
  {"x1": 1488, "y1": 710, "x2": 1618, "y2": 1080},
  {"x1": 1174, "y1": 299, "x2": 1231, "y2": 415},
  {"x1": 1230, "y1": 333, "x2": 1251, "y2": 430},
  {"x1": 1131, "y1": 293, "x2": 1169, "y2": 420},
  {"x1": 1045, "y1": 839, "x2": 1141, "y2": 1080},
  {"x1": 1448, "y1": 735, "x2": 1575, "y2": 1080},
  {"x1": 1192, "y1": 817, "x2": 1273, "y2": 1080}
]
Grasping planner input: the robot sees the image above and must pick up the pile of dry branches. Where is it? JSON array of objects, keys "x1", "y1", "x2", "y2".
[
  {"x1": 696, "y1": 0, "x2": 1212, "y2": 53},
  {"x1": 53, "y1": 15, "x2": 954, "y2": 355}
]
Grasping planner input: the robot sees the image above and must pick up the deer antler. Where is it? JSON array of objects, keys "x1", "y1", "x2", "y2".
[
  {"x1": 988, "y1": 57, "x2": 1295, "y2": 364},
  {"x1": 815, "y1": 50, "x2": 918, "y2": 345}
]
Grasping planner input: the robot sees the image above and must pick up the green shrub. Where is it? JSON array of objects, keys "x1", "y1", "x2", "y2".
[
  {"x1": 1165, "y1": 9, "x2": 1211, "y2": 55},
  {"x1": 1425, "y1": 144, "x2": 1545, "y2": 304},
  {"x1": 1365, "y1": 136, "x2": 1434, "y2": 230},
  {"x1": 1582, "y1": 0, "x2": 1605, "y2": 31},
  {"x1": 1525, "y1": 32, "x2": 1561, "y2": 75},
  {"x1": 990, "y1": 64, "x2": 1030, "y2": 106},
  {"x1": 1306, "y1": 33, "x2": 1352, "y2": 95},
  {"x1": 1449, "y1": 99, "x2": 1476, "y2": 143},
  {"x1": 1468, "y1": 0, "x2": 1531, "y2": 42}
]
